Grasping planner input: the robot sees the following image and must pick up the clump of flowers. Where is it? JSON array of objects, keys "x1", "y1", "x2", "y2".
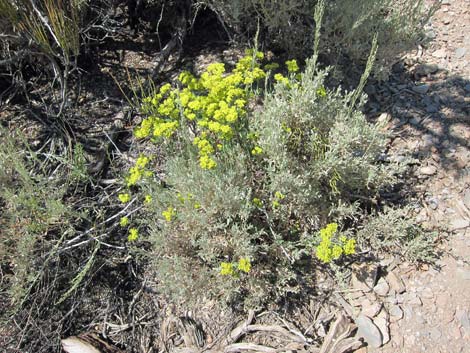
[
  {"x1": 220, "y1": 258, "x2": 252, "y2": 276},
  {"x1": 128, "y1": 228, "x2": 139, "y2": 242},
  {"x1": 316, "y1": 223, "x2": 356, "y2": 263}
]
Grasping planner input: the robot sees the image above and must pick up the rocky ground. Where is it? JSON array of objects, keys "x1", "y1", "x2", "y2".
[{"x1": 350, "y1": 0, "x2": 470, "y2": 351}]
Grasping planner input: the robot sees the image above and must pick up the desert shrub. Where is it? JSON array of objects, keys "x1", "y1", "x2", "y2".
[
  {"x1": 0, "y1": 128, "x2": 76, "y2": 307},
  {"x1": 118, "y1": 40, "x2": 411, "y2": 308},
  {"x1": 355, "y1": 207, "x2": 438, "y2": 263},
  {"x1": 203, "y1": 0, "x2": 439, "y2": 78}
]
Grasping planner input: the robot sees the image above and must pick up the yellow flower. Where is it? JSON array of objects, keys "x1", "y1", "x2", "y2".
[
  {"x1": 252, "y1": 198, "x2": 263, "y2": 208},
  {"x1": 220, "y1": 262, "x2": 235, "y2": 276},
  {"x1": 251, "y1": 146, "x2": 263, "y2": 155},
  {"x1": 128, "y1": 228, "x2": 139, "y2": 241},
  {"x1": 343, "y1": 238, "x2": 356, "y2": 255},
  {"x1": 286, "y1": 59, "x2": 299, "y2": 73},
  {"x1": 119, "y1": 216, "x2": 129, "y2": 227},
  {"x1": 238, "y1": 258, "x2": 251, "y2": 273},
  {"x1": 162, "y1": 206, "x2": 176, "y2": 222},
  {"x1": 316, "y1": 87, "x2": 327, "y2": 97},
  {"x1": 118, "y1": 193, "x2": 130, "y2": 203},
  {"x1": 199, "y1": 155, "x2": 217, "y2": 170},
  {"x1": 144, "y1": 195, "x2": 152, "y2": 204},
  {"x1": 274, "y1": 73, "x2": 289, "y2": 86}
]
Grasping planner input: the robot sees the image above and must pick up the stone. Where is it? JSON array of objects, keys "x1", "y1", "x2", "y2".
[
  {"x1": 374, "y1": 310, "x2": 390, "y2": 345},
  {"x1": 425, "y1": 104, "x2": 439, "y2": 113},
  {"x1": 432, "y1": 49, "x2": 447, "y2": 58},
  {"x1": 412, "y1": 84, "x2": 430, "y2": 94},
  {"x1": 374, "y1": 278, "x2": 390, "y2": 297},
  {"x1": 351, "y1": 263, "x2": 379, "y2": 292},
  {"x1": 419, "y1": 165, "x2": 437, "y2": 176},
  {"x1": 355, "y1": 315, "x2": 383, "y2": 348},
  {"x1": 455, "y1": 309, "x2": 470, "y2": 333},
  {"x1": 386, "y1": 272, "x2": 406, "y2": 294},
  {"x1": 449, "y1": 218, "x2": 470, "y2": 231},
  {"x1": 361, "y1": 299, "x2": 382, "y2": 318},
  {"x1": 377, "y1": 112, "x2": 391, "y2": 124},
  {"x1": 389, "y1": 305, "x2": 404, "y2": 321},
  {"x1": 406, "y1": 293, "x2": 422, "y2": 306},
  {"x1": 415, "y1": 64, "x2": 438, "y2": 76},
  {"x1": 455, "y1": 47, "x2": 467, "y2": 59}
]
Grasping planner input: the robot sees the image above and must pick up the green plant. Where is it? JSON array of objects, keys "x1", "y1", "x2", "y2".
[
  {"x1": 119, "y1": 36, "x2": 408, "y2": 308},
  {"x1": 204, "y1": 0, "x2": 439, "y2": 79}
]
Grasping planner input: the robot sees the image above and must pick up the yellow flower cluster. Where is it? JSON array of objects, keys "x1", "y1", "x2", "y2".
[
  {"x1": 126, "y1": 155, "x2": 152, "y2": 187},
  {"x1": 135, "y1": 50, "x2": 268, "y2": 170},
  {"x1": 128, "y1": 227, "x2": 139, "y2": 241},
  {"x1": 316, "y1": 223, "x2": 356, "y2": 263},
  {"x1": 272, "y1": 191, "x2": 286, "y2": 209},
  {"x1": 162, "y1": 206, "x2": 176, "y2": 222},
  {"x1": 220, "y1": 258, "x2": 252, "y2": 276},
  {"x1": 285, "y1": 59, "x2": 299, "y2": 73}
]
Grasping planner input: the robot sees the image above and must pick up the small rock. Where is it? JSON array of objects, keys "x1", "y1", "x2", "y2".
[
  {"x1": 412, "y1": 84, "x2": 430, "y2": 94},
  {"x1": 449, "y1": 218, "x2": 470, "y2": 231},
  {"x1": 374, "y1": 278, "x2": 390, "y2": 297},
  {"x1": 406, "y1": 293, "x2": 422, "y2": 306},
  {"x1": 351, "y1": 263, "x2": 379, "y2": 292},
  {"x1": 377, "y1": 112, "x2": 391, "y2": 124},
  {"x1": 374, "y1": 310, "x2": 390, "y2": 345},
  {"x1": 419, "y1": 165, "x2": 437, "y2": 176},
  {"x1": 427, "y1": 198, "x2": 439, "y2": 210},
  {"x1": 455, "y1": 309, "x2": 470, "y2": 333},
  {"x1": 386, "y1": 272, "x2": 406, "y2": 294},
  {"x1": 361, "y1": 299, "x2": 382, "y2": 318},
  {"x1": 425, "y1": 104, "x2": 439, "y2": 113},
  {"x1": 432, "y1": 49, "x2": 447, "y2": 58},
  {"x1": 389, "y1": 305, "x2": 404, "y2": 321},
  {"x1": 409, "y1": 117, "x2": 421, "y2": 126},
  {"x1": 455, "y1": 47, "x2": 467, "y2": 59},
  {"x1": 355, "y1": 315, "x2": 383, "y2": 348},
  {"x1": 415, "y1": 64, "x2": 438, "y2": 76}
]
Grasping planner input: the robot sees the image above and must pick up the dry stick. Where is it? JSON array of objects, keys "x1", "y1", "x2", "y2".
[
  {"x1": 64, "y1": 196, "x2": 139, "y2": 246},
  {"x1": 224, "y1": 343, "x2": 276, "y2": 353}
]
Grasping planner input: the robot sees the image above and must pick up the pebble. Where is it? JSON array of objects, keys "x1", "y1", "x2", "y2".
[
  {"x1": 389, "y1": 305, "x2": 404, "y2": 321},
  {"x1": 374, "y1": 278, "x2": 390, "y2": 297},
  {"x1": 449, "y1": 218, "x2": 470, "y2": 231},
  {"x1": 386, "y1": 272, "x2": 406, "y2": 294},
  {"x1": 412, "y1": 84, "x2": 430, "y2": 94},
  {"x1": 415, "y1": 64, "x2": 438, "y2": 76},
  {"x1": 432, "y1": 49, "x2": 447, "y2": 58},
  {"x1": 455, "y1": 309, "x2": 470, "y2": 333},
  {"x1": 374, "y1": 310, "x2": 390, "y2": 345},
  {"x1": 455, "y1": 47, "x2": 467, "y2": 58},
  {"x1": 351, "y1": 263, "x2": 379, "y2": 291},
  {"x1": 426, "y1": 104, "x2": 439, "y2": 113},
  {"x1": 407, "y1": 293, "x2": 423, "y2": 306},
  {"x1": 356, "y1": 315, "x2": 383, "y2": 348},
  {"x1": 361, "y1": 298, "x2": 383, "y2": 318},
  {"x1": 419, "y1": 165, "x2": 438, "y2": 176}
]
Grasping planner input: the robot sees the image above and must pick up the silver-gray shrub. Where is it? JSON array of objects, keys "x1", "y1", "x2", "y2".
[{"x1": 142, "y1": 56, "x2": 407, "y2": 309}]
